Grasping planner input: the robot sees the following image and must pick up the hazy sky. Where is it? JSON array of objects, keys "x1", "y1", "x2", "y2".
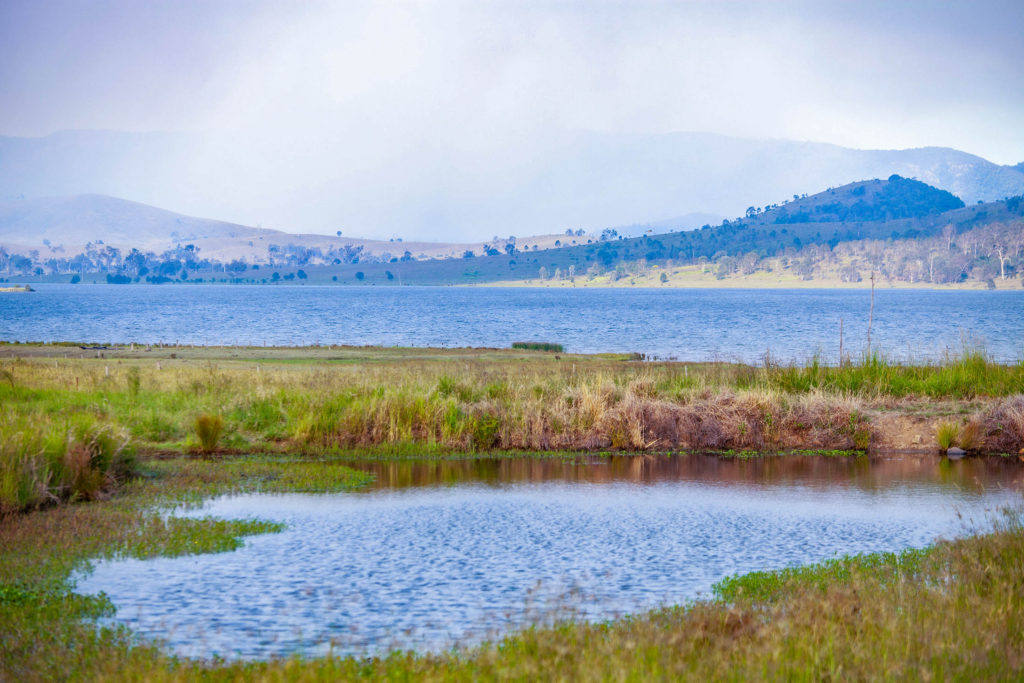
[{"x1": 2, "y1": 0, "x2": 1023, "y2": 238}]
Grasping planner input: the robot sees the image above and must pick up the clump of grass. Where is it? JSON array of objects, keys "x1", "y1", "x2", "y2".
[
  {"x1": 959, "y1": 420, "x2": 981, "y2": 452},
  {"x1": 0, "y1": 415, "x2": 133, "y2": 516},
  {"x1": 936, "y1": 421, "x2": 959, "y2": 450},
  {"x1": 193, "y1": 414, "x2": 223, "y2": 453},
  {"x1": 512, "y1": 341, "x2": 564, "y2": 352}
]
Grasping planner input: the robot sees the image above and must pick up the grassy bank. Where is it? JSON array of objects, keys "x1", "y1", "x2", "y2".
[
  {"x1": 1, "y1": 451, "x2": 1021, "y2": 679},
  {"x1": 2, "y1": 343, "x2": 1023, "y2": 514}
]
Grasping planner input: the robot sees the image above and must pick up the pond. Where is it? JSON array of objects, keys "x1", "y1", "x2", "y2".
[{"x1": 75, "y1": 454, "x2": 1024, "y2": 660}]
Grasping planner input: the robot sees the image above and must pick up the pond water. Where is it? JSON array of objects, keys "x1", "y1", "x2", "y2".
[
  {"x1": 76, "y1": 455, "x2": 1024, "y2": 661},
  {"x1": 4, "y1": 285, "x2": 1024, "y2": 362}
]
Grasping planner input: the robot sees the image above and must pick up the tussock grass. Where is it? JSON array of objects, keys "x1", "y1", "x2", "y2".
[
  {"x1": 937, "y1": 421, "x2": 959, "y2": 450},
  {"x1": 194, "y1": 413, "x2": 224, "y2": 452}
]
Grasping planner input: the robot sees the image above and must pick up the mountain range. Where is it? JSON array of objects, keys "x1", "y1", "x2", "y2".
[{"x1": 1, "y1": 129, "x2": 1023, "y2": 241}]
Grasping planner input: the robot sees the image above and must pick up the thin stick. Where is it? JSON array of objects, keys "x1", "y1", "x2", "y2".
[
  {"x1": 867, "y1": 271, "x2": 875, "y2": 355},
  {"x1": 839, "y1": 316, "x2": 844, "y2": 366}
]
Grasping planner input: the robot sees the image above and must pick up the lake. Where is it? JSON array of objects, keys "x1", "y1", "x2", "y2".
[
  {"x1": 1, "y1": 285, "x2": 1022, "y2": 362},
  {"x1": 75, "y1": 454, "x2": 1024, "y2": 660}
]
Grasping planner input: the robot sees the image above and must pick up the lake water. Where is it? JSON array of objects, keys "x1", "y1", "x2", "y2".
[
  {"x1": 1, "y1": 284, "x2": 1023, "y2": 362},
  {"x1": 75, "y1": 454, "x2": 1024, "y2": 660}
]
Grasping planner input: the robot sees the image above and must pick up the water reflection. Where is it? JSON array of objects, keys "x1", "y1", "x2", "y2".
[
  {"x1": 77, "y1": 454, "x2": 1023, "y2": 661},
  {"x1": 345, "y1": 453, "x2": 1024, "y2": 495}
]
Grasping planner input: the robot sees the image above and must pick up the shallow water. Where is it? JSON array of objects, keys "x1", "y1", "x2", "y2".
[
  {"x1": 76, "y1": 454, "x2": 1024, "y2": 660},
  {"x1": 4, "y1": 285, "x2": 1023, "y2": 362}
]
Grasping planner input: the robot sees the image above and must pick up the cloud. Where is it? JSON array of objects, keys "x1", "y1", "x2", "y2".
[{"x1": 1, "y1": 0, "x2": 1022, "y2": 238}]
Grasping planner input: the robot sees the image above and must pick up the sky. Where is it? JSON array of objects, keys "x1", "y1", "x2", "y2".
[{"x1": 1, "y1": 0, "x2": 1023, "y2": 239}]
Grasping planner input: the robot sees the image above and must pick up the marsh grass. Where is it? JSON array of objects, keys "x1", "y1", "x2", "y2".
[
  {"x1": 0, "y1": 346, "x2": 1021, "y2": 492},
  {"x1": 0, "y1": 413, "x2": 134, "y2": 515}
]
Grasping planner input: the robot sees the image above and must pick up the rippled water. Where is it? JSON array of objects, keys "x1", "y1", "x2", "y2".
[
  {"x1": 3, "y1": 285, "x2": 1023, "y2": 361},
  {"x1": 76, "y1": 455, "x2": 1024, "y2": 660}
]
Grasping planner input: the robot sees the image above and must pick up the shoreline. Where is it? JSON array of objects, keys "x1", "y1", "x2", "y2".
[{"x1": 2, "y1": 342, "x2": 1021, "y2": 467}]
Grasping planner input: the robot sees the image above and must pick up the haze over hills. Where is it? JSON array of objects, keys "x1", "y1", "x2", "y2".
[
  {"x1": 0, "y1": 194, "x2": 571, "y2": 263},
  {"x1": 2, "y1": 130, "x2": 1023, "y2": 241}
]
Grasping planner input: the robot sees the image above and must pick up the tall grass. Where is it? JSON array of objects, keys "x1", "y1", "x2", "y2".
[
  {"x1": 0, "y1": 413, "x2": 133, "y2": 516},
  {"x1": 761, "y1": 347, "x2": 1021, "y2": 398},
  {"x1": 0, "y1": 347, "x2": 1021, "y2": 469},
  {"x1": 936, "y1": 422, "x2": 959, "y2": 450}
]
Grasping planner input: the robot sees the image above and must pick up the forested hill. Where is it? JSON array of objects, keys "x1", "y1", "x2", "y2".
[
  {"x1": 553, "y1": 176, "x2": 1016, "y2": 269},
  {"x1": 302, "y1": 177, "x2": 1020, "y2": 287},
  {"x1": 747, "y1": 175, "x2": 964, "y2": 224}
]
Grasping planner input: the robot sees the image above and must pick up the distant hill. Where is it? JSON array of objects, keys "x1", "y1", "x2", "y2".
[
  {"x1": 0, "y1": 194, "x2": 562, "y2": 264},
  {"x1": 2, "y1": 130, "x2": 1023, "y2": 238},
  {"x1": 236, "y1": 177, "x2": 1018, "y2": 288},
  {"x1": 745, "y1": 176, "x2": 965, "y2": 224},
  {"x1": 2, "y1": 178, "x2": 1020, "y2": 289}
]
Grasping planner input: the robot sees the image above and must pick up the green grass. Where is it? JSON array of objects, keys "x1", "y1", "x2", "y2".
[{"x1": 757, "y1": 348, "x2": 1023, "y2": 399}]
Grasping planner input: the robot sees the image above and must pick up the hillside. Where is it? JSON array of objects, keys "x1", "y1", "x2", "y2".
[
  {"x1": 748, "y1": 176, "x2": 964, "y2": 224},
  {"x1": 220, "y1": 177, "x2": 1018, "y2": 288},
  {"x1": 2, "y1": 177, "x2": 1021, "y2": 289},
  {"x1": 3, "y1": 130, "x2": 1023, "y2": 239}
]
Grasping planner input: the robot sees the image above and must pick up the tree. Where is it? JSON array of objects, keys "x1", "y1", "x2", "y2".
[{"x1": 355, "y1": 271, "x2": 365, "y2": 281}]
